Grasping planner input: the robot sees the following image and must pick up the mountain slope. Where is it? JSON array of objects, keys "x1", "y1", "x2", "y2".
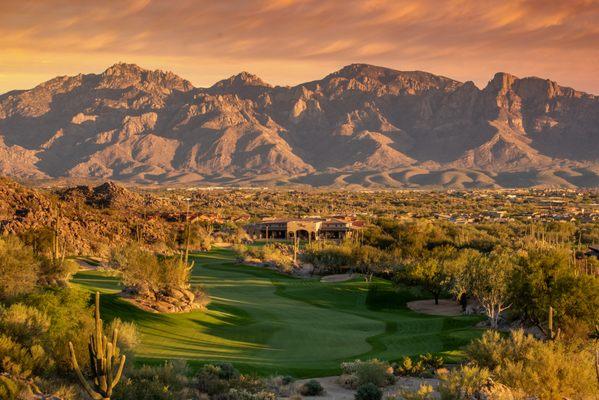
[{"x1": 0, "y1": 63, "x2": 597, "y2": 188}]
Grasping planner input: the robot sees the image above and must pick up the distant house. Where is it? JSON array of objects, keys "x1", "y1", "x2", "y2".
[{"x1": 245, "y1": 217, "x2": 357, "y2": 241}]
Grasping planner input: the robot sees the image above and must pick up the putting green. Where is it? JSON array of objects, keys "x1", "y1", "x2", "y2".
[{"x1": 72, "y1": 248, "x2": 482, "y2": 377}]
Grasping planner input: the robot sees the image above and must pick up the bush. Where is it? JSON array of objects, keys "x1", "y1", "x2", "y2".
[
  {"x1": 197, "y1": 364, "x2": 231, "y2": 396},
  {"x1": 465, "y1": 330, "x2": 599, "y2": 399},
  {"x1": 395, "y1": 354, "x2": 443, "y2": 377},
  {"x1": 354, "y1": 383, "x2": 382, "y2": 400},
  {"x1": 299, "y1": 379, "x2": 324, "y2": 396},
  {"x1": 110, "y1": 244, "x2": 193, "y2": 295},
  {"x1": 355, "y1": 359, "x2": 394, "y2": 387},
  {"x1": 113, "y1": 361, "x2": 192, "y2": 400},
  {"x1": 0, "y1": 375, "x2": 23, "y2": 400},
  {"x1": 0, "y1": 236, "x2": 39, "y2": 300},
  {"x1": 238, "y1": 244, "x2": 294, "y2": 271},
  {"x1": 23, "y1": 287, "x2": 94, "y2": 373},
  {"x1": 340, "y1": 359, "x2": 394, "y2": 388},
  {"x1": 107, "y1": 318, "x2": 140, "y2": 354},
  {"x1": 392, "y1": 385, "x2": 435, "y2": 400},
  {"x1": 438, "y1": 365, "x2": 491, "y2": 400},
  {"x1": 215, "y1": 362, "x2": 240, "y2": 380},
  {"x1": 0, "y1": 288, "x2": 94, "y2": 377}
]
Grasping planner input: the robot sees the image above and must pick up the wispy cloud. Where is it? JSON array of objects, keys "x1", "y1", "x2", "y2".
[{"x1": 0, "y1": 0, "x2": 598, "y2": 93}]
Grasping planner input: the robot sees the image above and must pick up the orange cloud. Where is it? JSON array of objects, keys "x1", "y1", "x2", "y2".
[{"x1": 0, "y1": 0, "x2": 598, "y2": 94}]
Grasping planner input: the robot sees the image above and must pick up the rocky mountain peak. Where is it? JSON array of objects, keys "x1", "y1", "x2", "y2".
[
  {"x1": 99, "y1": 62, "x2": 193, "y2": 92},
  {"x1": 212, "y1": 72, "x2": 272, "y2": 90},
  {"x1": 486, "y1": 72, "x2": 518, "y2": 93},
  {"x1": 103, "y1": 62, "x2": 145, "y2": 76}
]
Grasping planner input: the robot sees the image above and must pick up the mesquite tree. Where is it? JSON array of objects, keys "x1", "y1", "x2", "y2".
[{"x1": 68, "y1": 292, "x2": 126, "y2": 400}]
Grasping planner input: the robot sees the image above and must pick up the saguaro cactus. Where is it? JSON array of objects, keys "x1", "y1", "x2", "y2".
[{"x1": 68, "y1": 292, "x2": 126, "y2": 400}]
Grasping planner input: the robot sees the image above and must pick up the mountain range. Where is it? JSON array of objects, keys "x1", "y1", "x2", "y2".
[{"x1": 1, "y1": 63, "x2": 598, "y2": 188}]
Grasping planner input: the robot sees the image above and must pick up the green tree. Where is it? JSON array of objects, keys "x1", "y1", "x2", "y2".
[
  {"x1": 511, "y1": 244, "x2": 599, "y2": 336},
  {"x1": 403, "y1": 246, "x2": 458, "y2": 305},
  {"x1": 465, "y1": 251, "x2": 514, "y2": 329}
]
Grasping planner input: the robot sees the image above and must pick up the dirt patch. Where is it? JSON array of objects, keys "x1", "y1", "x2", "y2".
[
  {"x1": 406, "y1": 299, "x2": 462, "y2": 316},
  {"x1": 293, "y1": 376, "x2": 440, "y2": 400},
  {"x1": 320, "y1": 274, "x2": 357, "y2": 283}
]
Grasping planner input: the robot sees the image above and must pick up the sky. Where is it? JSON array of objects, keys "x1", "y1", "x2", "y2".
[{"x1": 1, "y1": 0, "x2": 598, "y2": 94}]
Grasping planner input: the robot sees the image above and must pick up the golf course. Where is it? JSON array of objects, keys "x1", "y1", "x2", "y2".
[{"x1": 72, "y1": 248, "x2": 482, "y2": 377}]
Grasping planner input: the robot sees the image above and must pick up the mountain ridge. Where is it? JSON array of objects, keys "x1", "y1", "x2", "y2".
[{"x1": 0, "y1": 63, "x2": 598, "y2": 188}]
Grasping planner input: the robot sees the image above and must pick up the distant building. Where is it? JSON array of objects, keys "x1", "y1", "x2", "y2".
[{"x1": 246, "y1": 217, "x2": 356, "y2": 241}]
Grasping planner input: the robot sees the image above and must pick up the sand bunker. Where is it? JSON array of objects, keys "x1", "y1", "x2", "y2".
[{"x1": 320, "y1": 273, "x2": 356, "y2": 283}]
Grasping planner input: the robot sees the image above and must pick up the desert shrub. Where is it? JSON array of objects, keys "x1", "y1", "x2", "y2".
[
  {"x1": 0, "y1": 288, "x2": 93, "y2": 377},
  {"x1": 160, "y1": 256, "x2": 193, "y2": 289},
  {"x1": 263, "y1": 375, "x2": 295, "y2": 397},
  {"x1": 299, "y1": 379, "x2": 324, "y2": 396},
  {"x1": 438, "y1": 365, "x2": 491, "y2": 400},
  {"x1": 391, "y1": 384, "x2": 435, "y2": 400},
  {"x1": 107, "y1": 318, "x2": 140, "y2": 354},
  {"x1": 22, "y1": 287, "x2": 94, "y2": 373},
  {"x1": 355, "y1": 359, "x2": 394, "y2": 387},
  {"x1": 418, "y1": 353, "x2": 444, "y2": 370},
  {"x1": 197, "y1": 363, "x2": 242, "y2": 396},
  {"x1": 0, "y1": 334, "x2": 50, "y2": 378},
  {"x1": 113, "y1": 361, "x2": 192, "y2": 400},
  {"x1": 111, "y1": 245, "x2": 193, "y2": 294},
  {"x1": 197, "y1": 364, "x2": 231, "y2": 396},
  {"x1": 340, "y1": 359, "x2": 394, "y2": 388},
  {"x1": 38, "y1": 257, "x2": 79, "y2": 287},
  {"x1": 0, "y1": 375, "x2": 26, "y2": 400},
  {"x1": 238, "y1": 244, "x2": 294, "y2": 271},
  {"x1": 465, "y1": 330, "x2": 599, "y2": 399},
  {"x1": 176, "y1": 223, "x2": 213, "y2": 252},
  {"x1": 302, "y1": 240, "x2": 356, "y2": 273},
  {"x1": 214, "y1": 363, "x2": 240, "y2": 380},
  {"x1": 196, "y1": 363, "x2": 269, "y2": 399},
  {"x1": 355, "y1": 383, "x2": 382, "y2": 400},
  {"x1": 395, "y1": 354, "x2": 443, "y2": 377},
  {"x1": 0, "y1": 236, "x2": 40, "y2": 300},
  {"x1": 395, "y1": 357, "x2": 424, "y2": 377},
  {"x1": 110, "y1": 244, "x2": 161, "y2": 290},
  {"x1": 0, "y1": 304, "x2": 50, "y2": 347}
]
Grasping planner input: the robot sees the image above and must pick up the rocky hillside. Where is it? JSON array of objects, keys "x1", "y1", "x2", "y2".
[
  {"x1": 0, "y1": 178, "x2": 172, "y2": 256},
  {"x1": 0, "y1": 63, "x2": 598, "y2": 188}
]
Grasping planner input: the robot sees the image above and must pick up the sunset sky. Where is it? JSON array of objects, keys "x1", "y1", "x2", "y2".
[{"x1": 1, "y1": 0, "x2": 598, "y2": 94}]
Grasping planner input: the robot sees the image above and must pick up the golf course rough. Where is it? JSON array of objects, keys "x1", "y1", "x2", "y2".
[{"x1": 73, "y1": 248, "x2": 482, "y2": 377}]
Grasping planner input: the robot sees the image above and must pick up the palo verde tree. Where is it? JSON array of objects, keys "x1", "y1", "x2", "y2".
[
  {"x1": 465, "y1": 251, "x2": 514, "y2": 329},
  {"x1": 403, "y1": 245, "x2": 459, "y2": 305},
  {"x1": 68, "y1": 292, "x2": 126, "y2": 400}
]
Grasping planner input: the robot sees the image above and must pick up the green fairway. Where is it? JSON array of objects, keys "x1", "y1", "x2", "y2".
[{"x1": 72, "y1": 248, "x2": 482, "y2": 377}]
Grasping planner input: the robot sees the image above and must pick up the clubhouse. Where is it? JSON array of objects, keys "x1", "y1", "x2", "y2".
[{"x1": 246, "y1": 217, "x2": 358, "y2": 241}]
